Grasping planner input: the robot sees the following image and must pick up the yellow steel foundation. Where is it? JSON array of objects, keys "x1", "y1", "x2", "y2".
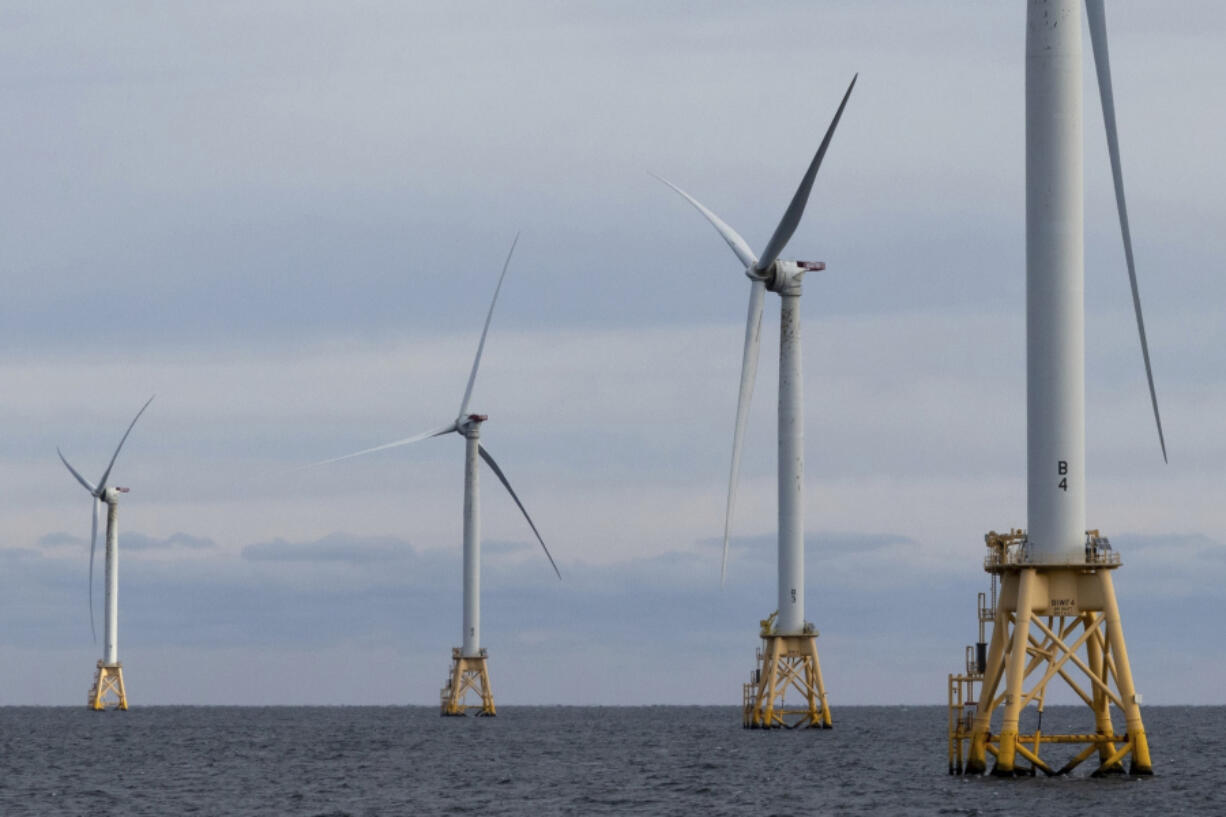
[
  {"x1": 87, "y1": 661, "x2": 128, "y2": 711},
  {"x1": 742, "y1": 613, "x2": 831, "y2": 729},
  {"x1": 440, "y1": 647, "x2": 496, "y2": 717},
  {"x1": 950, "y1": 530, "x2": 1152, "y2": 777}
]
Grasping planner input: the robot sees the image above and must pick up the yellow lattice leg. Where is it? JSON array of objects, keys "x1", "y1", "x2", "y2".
[
  {"x1": 1085, "y1": 614, "x2": 1123, "y2": 773},
  {"x1": 799, "y1": 636, "x2": 830, "y2": 728},
  {"x1": 967, "y1": 593, "x2": 1009, "y2": 773},
  {"x1": 1098, "y1": 572, "x2": 1151, "y2": 776},
  {"x1": 993, "y1": 568, "x2": 1037, "y2": 776},
  {"x1": 757, "y1": 637, "x2": 782, "y2": 728}
]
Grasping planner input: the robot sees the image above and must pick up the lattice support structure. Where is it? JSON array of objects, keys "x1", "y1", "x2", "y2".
[
  {"x1": 440, "y1": 647, "x2": 496, "y2": 717},
  {"x1": 742, "y1": 630, "x2": 831, "y2": 729},
  {"x1": 952, "y1": 530, "x2": 1152, "y2": 777},
  {"x1": 87, "y1": 661, "x2": 128, "y2": 711}
]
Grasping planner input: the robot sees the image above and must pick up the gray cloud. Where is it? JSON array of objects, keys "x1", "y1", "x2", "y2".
[
  {"x1": 1, "y1": 3, "x2": 1219, "y2": 349},
  {"x1": 37, "y1": 530, "x2": 216, "y2": 551},
  {"x1": 37, "y1": 531, "x2": 83, "y2": 548},
  {"x1": 701, "y1": 531, "x2": 915, "y2": 556},
  {"x1": 121, "y1": 532, "x2": 217, "y2": 551},
  {"x1": 482, "y1": 538, "x2": 534, "y2": 556},
  {"x1": 242, "y1": 533, "x2": 410, "y2": 563}
]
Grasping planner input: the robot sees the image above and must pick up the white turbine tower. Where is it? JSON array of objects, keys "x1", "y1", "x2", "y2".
[
  {"x1": 658, "y1": 76, "x2": 856, "y2": 729},
  {"x1": 951, "y1": 0, "x2": 1163, "y2": 777},
  {"x1": 57, "y1": 395, "x2": 154, "y2": 711},
  {"x1": 310, "y1": 235, "x2": 560, "y2": 716}
]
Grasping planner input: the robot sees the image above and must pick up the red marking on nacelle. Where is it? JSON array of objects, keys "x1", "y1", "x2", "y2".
[{"x1": 797, "y1": 261, "x2": 826, "y2": 271}]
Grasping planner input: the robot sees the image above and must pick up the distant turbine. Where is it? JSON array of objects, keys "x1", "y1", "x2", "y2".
[
  {"x1": 657, "y1": 75, "x2": 856, "y2": 728},
  {"x1": 58, "y1": 395, "x2": 154, "y2": 711},
  {"x1": 308, "y1": 234, "x2": 559, "y2": 716}
]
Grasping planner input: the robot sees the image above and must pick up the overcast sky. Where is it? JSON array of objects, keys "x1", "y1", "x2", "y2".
[{"x1": 2, "y1": 1, "x2": 1224, "y2": 706}]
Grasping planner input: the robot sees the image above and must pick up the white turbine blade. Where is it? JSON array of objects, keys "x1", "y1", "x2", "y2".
[
  {"x1": 722, "y1": 278, "x2": 765, "y2": 585},
  {"x1": 754, "y1": 74, "x2": 857, "y2": 273},
  {"x1": 96, "y1": 394, "x2": 155, "y2": 490},
  {"x1": 89, "y1": 498, "x2": 99, "y2": 643},
  {"x1": 478, "y1": 443, "x2": 561, "y2": 580},
  {"x1": 651, "y1": 173, "x2": 759, "y2": 269},
  {"x1": 300, "y1": 422, "x2": 457, "y2": 470},
  {"x1": 1086, "y1": 0, "x2": 1167, "y2": 463},
  {"x1": 458, "y1": 233, "x2": 519, "y2": 420},
  {"x1": 57, "y1": 448, "x2": 97, "y2": 495}
]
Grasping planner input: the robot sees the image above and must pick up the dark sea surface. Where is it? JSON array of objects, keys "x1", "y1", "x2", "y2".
[{"x1": 1, "y1": 705, "x2": 1222, "y2": 816}]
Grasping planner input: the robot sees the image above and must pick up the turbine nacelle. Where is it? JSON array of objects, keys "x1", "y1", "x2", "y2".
[
  {"x1": 751, "y1": 260, "x2": 827, "y2": 294},
  {"x1": 457, "y1": 413, "x2": 489, "y2": 436},
  {"x1": 103, "y1": 486, "x2": 129, "y2": 502}
]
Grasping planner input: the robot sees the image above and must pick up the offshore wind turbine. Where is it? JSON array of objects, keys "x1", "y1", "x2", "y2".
[
  {"x1": 949, "y1": 0, "x2": 1163, "y2": 777},
  {"x1": 658, "y1": 76, "x2": 856, "y2": 729},
  {"x1": 57, "y1": 395, "x2": 154, "y2": 711},
  {"x1": 310, "y1": 235, "x2": 560, "y2": 716}
]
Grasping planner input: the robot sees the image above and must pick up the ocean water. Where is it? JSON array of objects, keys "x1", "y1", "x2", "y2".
[{"x1": 1, "y1": 706, "x2": 1222, "y2": 816}]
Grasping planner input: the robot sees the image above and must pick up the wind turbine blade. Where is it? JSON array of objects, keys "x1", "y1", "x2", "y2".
[
  {"x1": 722, "y1": 278, "x2": 765, "y2": 585},
  {"x1": 1086, "y1": 0, "x2": 1167, "y2": 462},
  {"x1": 300, "y1": 422, "x2": 458, "y2": 470},
  {"x1": 89, "y1": 498, "x2": 99, "y2": 643},
  {"x1": 754, "y1": 74, "x2": 858, "y2": 273},
  {"x1": 97, "y1": 394, "x2": 155, "y2": 490},
  {"x1": 651, "y1": 173, "x2": 759, "y2": 269},
  {"x1": 458, "y1": 233, "x2": 519, "y2": 420},
  {"x1": 57, "y1": 448, "x2": 97, "y2": 494},
  {"x1": 478, "y1": 443, "x2": 561, "y2": 580}
]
